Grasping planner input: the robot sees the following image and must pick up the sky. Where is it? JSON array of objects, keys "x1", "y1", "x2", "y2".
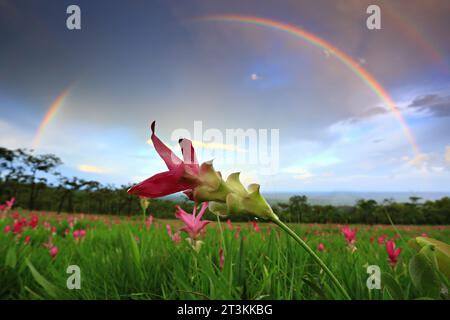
[{"x1": 0, "y1": 0, "x2": 449, "y2": 192}]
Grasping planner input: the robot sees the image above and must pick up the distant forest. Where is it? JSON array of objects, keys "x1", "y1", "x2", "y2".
[{"x1": 1, "y1": 147, "x2": 449, "y2": 224}]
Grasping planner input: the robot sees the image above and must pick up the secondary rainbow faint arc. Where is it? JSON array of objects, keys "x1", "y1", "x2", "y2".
[
  {"x1": 32, "y1": 87, "x2": 71, "y2": 148},
  {"x1": 199, "y1": 15, "x2": 421, "y2": 156}
]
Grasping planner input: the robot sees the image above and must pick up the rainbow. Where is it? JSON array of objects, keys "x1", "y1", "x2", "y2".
[
  {"x1": 198, "y1": 15, "x2": 421, "y2": 156},
  {"x1": 384, "y1": 7, "x2": 445, "y2": 68},
  {"x1": 32, "y1": 87, "x2": 71, "y2": 148}
]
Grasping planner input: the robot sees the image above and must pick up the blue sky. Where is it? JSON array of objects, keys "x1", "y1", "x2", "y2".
[{"x1": 0, "y1": 0, "x2": 449, "y2": 192}]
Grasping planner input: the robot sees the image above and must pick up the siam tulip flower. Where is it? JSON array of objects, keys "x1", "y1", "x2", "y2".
[
  {"x1": 49, "y1": 246, "x2": 58, "y2": 259},
  {"x1": 226, "y1": 219, "x2": 233, "y2": 231},
  {"x1": 318, "y1": 243, "x2": 325, "y2": 252},
  {"x1": 341, "y1": 226, "x2": 357, "y2": 245},
  {"x1": 377, "y1": 235, "x2": 385, "y2": 245},
  {"x1": 43, "y1": 237, "x2": 58, "y2": 259},
  {"x1": 175, "y1": 202, "x2": 210, "y2": 240},
  {"x1": 127, "y1": 121, "x2": 276, "y2": 220},
  {"x1": 80, "y1": 229, "x2": 86, "y2": 238},
  {"x1": 219, "y1": 248, "x2": 225, "y2": 270},
  {"x1": 252, "y1": 221, "x2": 261, "y2": 233},
  {"x1": 370, "y1": 236, "x2": 374, "y2": 243},
  {"x1": 13, "y1": 220, "x2": 23, "y2": 234},
  {"x1": 4, "y1": 225, "x2": 11, "y2": 233},
  {"x1": 234, "y1": 225, "x2": 241, "y2": 240},
  {"x1": 24, "y1": 235, "x2": 31, "y2": 244},
  {"x1": 166, "y1": 224, "x2": 172, "y2": 237},
  {"x1": 51, "y1": 226, "x2": 57, "y2": 236},
  {"x1": 386, "y1": 239, "x2": 401, "y2": 268},
  {"x1": 145, "y1": 215, "x2": 154, "y2": 229},
  {"x1": 0, "y1": 197, "x2": 15, "y2": 212},
  {"x1": 172, "y1": 231, "x2": 181, "y2": 243},
  {"x1": 29, "y1": 214, "x2": 39, "y2": 229}
]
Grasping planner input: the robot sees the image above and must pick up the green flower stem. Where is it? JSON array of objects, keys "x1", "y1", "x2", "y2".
[{"x1": 271, "y1": 216, "x2": 351, "y2": 300}]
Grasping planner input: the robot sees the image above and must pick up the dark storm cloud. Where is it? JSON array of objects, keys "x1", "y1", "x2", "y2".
[{"x1": 408, "y1": 94, "x2": 450, "y2": 117}]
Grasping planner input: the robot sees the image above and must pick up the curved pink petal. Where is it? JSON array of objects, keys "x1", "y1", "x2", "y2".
[
  {"x1": 150, "y1": 121, "x2": 183, "y2": 171},
  {"x1": 179, "y1": 138, "x2": 199, "y2": 173},
  {"x1": 128, "y1": 171, "x2": 192, "y2": 198}
]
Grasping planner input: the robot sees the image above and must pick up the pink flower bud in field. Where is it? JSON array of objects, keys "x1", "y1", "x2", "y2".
[
  {"x1": 386, "y1": 240, "x2": 401, "y2": 268},
  {"x1": 318, "y1": 243, "x2": 325, "y2": 252},
  {"x1": 73, "y1": 230, "x2": 80, "y2": 239},
  {"x1": 49, "y1": 246, "x2": 58, "y2": 259},
  {"x1": 219, "y1": 248, "x2": 225, "y2": 270},
  {"x1": 172, "y1": 232, "x2": 181, "y2": 243},
  {"x1": 80, "y1": 229, "x2": 86, "y2": 238},
  {"x1": 3, "y1": 225, "x2": 11, "y2": 233},
  {"x1": 166, "y1": 224, "x2": 172, "y2": 237},
  {"x1": 24, "y1": 235, "x2": 31, "y2": 244}
]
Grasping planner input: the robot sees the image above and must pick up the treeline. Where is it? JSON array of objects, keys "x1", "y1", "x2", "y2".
[{"x1": 1, "y1": 147, "x2": 449, "y2": 224}]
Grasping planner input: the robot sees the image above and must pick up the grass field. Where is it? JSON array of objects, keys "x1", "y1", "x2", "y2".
[{"x1": 1, "y1": 210, "x2": 449, "y2": 300}]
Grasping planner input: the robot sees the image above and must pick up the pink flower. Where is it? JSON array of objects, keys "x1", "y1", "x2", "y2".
[
  {"x1": 128, "y1": 121, "x2": 200, "y2": 198},
  {"x1": 4, "y1": 225, "x2": 11, "y2": 233},
  {"x1": 73, "y1": 230, "x2": 80, "y2": 239},
  {"x1": 318, "y1": 243, "x2": 325, "y2": 252},
  {"x1": 13, "y1": 220, "x2": 23, "y2": 234},
  {"x1": 29, "y1": 214, "x2": 39, "y2": 229},
  {"x1": 226, "y1": 219, "x2": 233, "y2": 231},
  {"x1": 341, "y1": 226, "x2": 357, "y2": 244},
  {"x1": 377, "y1": 235, "x2": 385, "y2": 245},
  {"x1": 80, "y1": 229, "x2": 86, "y2": 238},
  {"x1": 145, "y1": 216, "x2": 154, "y2": 229},
  {"x1": 172, "y1": 231, "x2": 181, "y2": 243},
  {"x1": 370, "y1": 236, "x2": 374, "y2": 243},
  {"x1": 175, "y1": 202, "x2": 210, "y2": 240},
  {"x1": 24, "y1": 235, "x2": 31, "y2": 244},
  {"x1": 51, "y1": 226, "x2": 57, "y2": 236},
  {"x1": 252, "y1": 221, "x2": 261, "y2": 233},
  {"x1": 234, "y1": 225, "x2": 241, "y2": 239},
  {"x1": 421, "y1": 233, "x2": 428, "y2": 237},
  {"x1": 0, "y1": 197, "x2": 15, "y2": 212},
  {"x1": 166, "y1": 224, "x2": 172, "y2": 237},
  {"x1": 49, "y1": 246, "x2": 58, "y2": 259},
  {"x1": 219, "y1": 248, "x2": 225, "y2": 270},
  {"x1": 386, "y1": 239, "x2": 401, "y2": 267}
]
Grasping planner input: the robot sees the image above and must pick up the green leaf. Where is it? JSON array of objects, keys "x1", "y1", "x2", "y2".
[
  {"x1": 409, "y1": 237, "x2": 450, "y2": 279},
  {"x1": 26, "y1": 259, "x2": 62, "y2": 299},
  {"x1": 382, "y1": 273, "x2": 403, "y2": 300},
  {"x1": 302, "y1": 273, "x2": 327, "y2": 300},
  {"x1": 5, "y1": 246, "x2": 17, "y2": 269},
  {"x1": 129, "y1": 231, "x2": 141, "y2": 267},
  {"x1": 409, "y1": 248, "x2": 441, "y2": 298}
]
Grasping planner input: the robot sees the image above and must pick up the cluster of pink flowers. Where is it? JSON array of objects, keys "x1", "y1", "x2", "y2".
[
  {"x1": 73, "y1": 229, "x2": 86, "y2": 240},
  {"x1": 0, "y1": 197, "x2": 15, "y2": 212},
  {"x1": 43, "y1": 237, "x2": 58, "y2": 259}
]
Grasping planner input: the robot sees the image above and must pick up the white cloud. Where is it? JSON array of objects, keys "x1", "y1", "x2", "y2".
[
  {"x1": 445, "y1": 145, "x2": 450, "y2": 164},
  {"x1": 78, "y1": 164, "x2": 109, "y2": 174}
]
